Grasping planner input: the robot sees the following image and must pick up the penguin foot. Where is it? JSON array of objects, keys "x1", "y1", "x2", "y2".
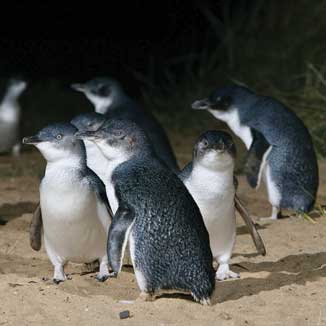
[
  {"x1": 53, "y1": 265, "x2": 66, "y2": 283},
  {"x1": 95, "y1": 274, "x2": 110, "y2": 282},
  {"x1": 192, "y1": 294, "x2": 211, "y2": 305},
  {"x1": 138, "y1": 292, "x2": 155, "y2": 302},
  {"x1": 259, "y1": 207, "x2": 281, "y2": 221},
  {"x1": 215, "y1": 269, "x2": 240, "y2": 281},
  {"x1": 259, "y1": 216, "x2": 277, "y2": 221},
  {"x1": 53, "y1": 278, "x2": 65, "y2": 285}
]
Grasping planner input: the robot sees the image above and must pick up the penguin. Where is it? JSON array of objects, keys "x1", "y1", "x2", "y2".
[
  {"x1": 71, "y1": 77, "x2": 179, "y2": 172},
  {"x1": 0, "y1": 78, "x2": 27, "y2": 155},
  {"x1": 75, "y1": 119, "x2": 215, "y2": 305},
  {"x1": 179, "y1": 130, "x2": 265, "y2": 280},
  {"x1": 29, "y1": 113, "x2": 108, "y2": 252},
  {"x1": 22, "y1": 122, "x2": 113, "y2": 283},
  {"x1": 192, "y1": 85, "x2": 319, "y2": 220}
]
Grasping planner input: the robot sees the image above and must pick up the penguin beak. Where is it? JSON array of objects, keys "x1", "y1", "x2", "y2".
[
  {"x1": 191, "y1": 98, "x2": 211, "y2": 110},
  {"x1": 75, "y1": 130, "x2": 102, "y2": 141},
  {"x1": 214, "y1": 141, "x2": 226, "y2": 153},
  {"x1": 22, "y1": 136, "x2": 41, "y2": 145},
  {"x1": 71, "y1": 83, "x2": 86, "y2": 92}
]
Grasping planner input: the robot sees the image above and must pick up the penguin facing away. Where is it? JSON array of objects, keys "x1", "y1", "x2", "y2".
[
  {"x1": 192, "y1": 85, "x2": 319, "y2": 220},
  {"x1": 22, "y1": 123, "x2": 113, "y2": 283},
  {"x1": 75, "y1": 119, "x2": 215, "y2": 304},
  {"x1": 179, "y1": 130, "x2": 265, "y2": 280},
  {"x1": 71, "y1": 77, "x2": 179, "y2": 172},
  {"x1": 0, "y1": 78, "x2": 27, "y2": 155}
]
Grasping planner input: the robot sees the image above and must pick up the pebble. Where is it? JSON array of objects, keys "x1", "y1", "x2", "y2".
[{"x1": 119, "y1": 310, "x2": 131, "y2": 319}]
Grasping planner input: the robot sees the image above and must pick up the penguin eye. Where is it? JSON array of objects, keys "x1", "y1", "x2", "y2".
[
  {"x1": 98, "y1": 85, "x2": 111, "y2": 97},
  {"x1": 202, "y1": 139, "x2": 209, "y2": 148},
  {"x1": 56, "y1": 134, "x2": 63, "y2": 140},
  {"x1": 114, "y1": 130, "x2": 125, "y2": 138}
]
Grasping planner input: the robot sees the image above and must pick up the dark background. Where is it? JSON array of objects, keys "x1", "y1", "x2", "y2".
[
  {"x1": 0, "y1": 0, "x2": 325, "y2": 162},
  {"x1": 0, "y1": 2, "x2": 211, "y2": 84}
]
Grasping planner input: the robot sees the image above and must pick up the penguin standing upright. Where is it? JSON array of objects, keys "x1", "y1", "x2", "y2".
[
  {"x1": 179, "y1": 130, "x2": 265, "y2": 280},
  {"x1": 76, "y1": 119, "x2": 215, "y2": 304},
  {"x1": 71, "y1": 77, "x2": 179, "y2": 172},
  {"x1": 23, "y1": 123, "x2": 112, "y2": 283},
  {"x1": 29, "y1": 113, "x2": 108, "y2": 252},
  {"x1": 192, "y1": 85, "x2": 319, "y2": 220},
  {"x1": 0, "y1": 78, "x2": 27, "y2": 155}
]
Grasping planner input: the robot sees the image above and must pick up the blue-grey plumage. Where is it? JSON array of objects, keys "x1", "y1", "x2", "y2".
[
  {"x1": 76, "y1": 119, "x2": 215, "y2": 304},
  {"x1": 22, "y1": 122, "x2": 112, "y2": 283},
  {"x1": 179, "y1": 130, "x2": 266, "y2": 280},
  {"x1": 29, "y1": 113, "x2": 112, "y2": 252},
  {"x1": 71, "y1": 77, "x2": 179, "y2": 172},
  {"x1": 192, "y1": 85, "x2": 319, "y2": 219},
  {"x1": 0, "y1": 78, "x2": 27, "y2": 155}
]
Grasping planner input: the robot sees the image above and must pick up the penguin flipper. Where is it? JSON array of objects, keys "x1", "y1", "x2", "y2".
[
  {"x1": 30, "y1": 202, "x2": 43, "y2": 251},
  {"x1": 96, "y1": 187, "x2": 114, "y2": 219},
  {"x1": 85, "y1": 168, "x2": 114, "y2": 219},
  {"x1": 107, "y1": 206, "x2": 135, "y2": 275},
  {"x1": 244, "y1": 129, "x2": 270, "y2": 188},
  {"x1": 235, "y1": 195, "x2": 266, "y2": 256}
]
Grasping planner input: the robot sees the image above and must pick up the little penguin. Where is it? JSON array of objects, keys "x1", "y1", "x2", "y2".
[
  {"x1": 192, "y1": 85, "x2": 319, "y2": 220},
  {"x1": 75, "y1": 119, "x2": 215, "y2": 304},
  {"x1": 179, "y1": 130, "x2": 265, "y2": 280},
  {"x1": 0, "y1": 78, "x2": 27, "y2": 155},
  {"x1": 71, "y1": 77, "x2": 179, "y2": 172},
  {"x1": 22, "y1": 123, "x2": 113, "y2": 283},
  {"x1": 29, "y1": 113, "x2": 109, "y2": 251}
]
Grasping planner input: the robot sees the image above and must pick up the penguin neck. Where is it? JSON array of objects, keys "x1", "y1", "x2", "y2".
[
  {"x1": 44, "y1": 144, "x2": 87, "y2": 179},
  {"x1": 191, "y1": 160, "x2": 235, "y2": 192},
  {"x1": 45, "y1": 159, "x2": 85, "y2": 187},
  {"x1": 94, "y1": 91, "x2": 131, "y2": 114},
  {"x1": 94, "y1": 99, "x2": 113, "y2": 114},
  {"x1": 94, "y1": 91, "x2": 130, "y2": 114},
  {"x1": 0, "y1": 88, "x2": 21, "y2": 120},
  {"x1": 1, "y1": 87, "x2": 20, "y2": 106},
  {"x1": 209, "y1": 107, "x2": 253, "y2": 149}
]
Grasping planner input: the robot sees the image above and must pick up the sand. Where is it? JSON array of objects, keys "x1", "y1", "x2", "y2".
[{"x1": 0, "y1": 152, "x2": 325, "y2": 326}]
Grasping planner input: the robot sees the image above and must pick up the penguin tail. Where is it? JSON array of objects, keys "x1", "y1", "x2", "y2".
[{"x1": 191, "y1": 293, "x2": 211, "y2": 306}]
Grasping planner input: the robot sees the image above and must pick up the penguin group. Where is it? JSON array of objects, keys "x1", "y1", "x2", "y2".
[{"x1": 2, "y1": 76, "x2": 318, "y2": 305}]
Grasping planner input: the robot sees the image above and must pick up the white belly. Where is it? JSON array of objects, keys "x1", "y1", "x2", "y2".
[
  {"x1": 0, "y1": 120, "x2": 18, "y2": 152},
  {"x1": 209, "y1": 108, "x2": 253, "y2": 149},
  {"x1": 40, "y1": 178, "x2": 109, "y2": 263},
  {"x1": 105, "y1": 159, "x2": 123, "y2": 214},
  {"x1": 84, "y1": 141, "x2": 109, "y2": 183},
  {"x1": 129, "y1": 233, "x2": 147, "y2": 292},
  {"x1": 184, "y1": 169, "x2": 236, "y2": 259},
  {"x1": 264, "y1": 163, "x2": 281, "y2": 207}
]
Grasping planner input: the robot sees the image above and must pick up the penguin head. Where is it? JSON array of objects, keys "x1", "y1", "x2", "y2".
[
  {"x1": 193, "y1": 130, "x2": 236, "y2": 170},
  {"x1": 22, "y1": 123, "x2": 85, "y2": 163},
  {"x1": 71, "y1": 112, "x2": 106, "y2": 132},
  {"x1": 192, "y1": 85, "x2": 252, "y2": 112},
  {"x1": 7, "y1": 78, "x2": 27, "y2": 97},
  {"x1": 75, "y1": 119, "x2": 150, "y2": 161},
  {"x1": 71, "y1": 77, "x2": 124, "y2": 114}
]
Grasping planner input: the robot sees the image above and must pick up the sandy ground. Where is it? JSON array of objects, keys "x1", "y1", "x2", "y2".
[{"x1": 0, "y1": 151, "x2": 325, "y2": 326}]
